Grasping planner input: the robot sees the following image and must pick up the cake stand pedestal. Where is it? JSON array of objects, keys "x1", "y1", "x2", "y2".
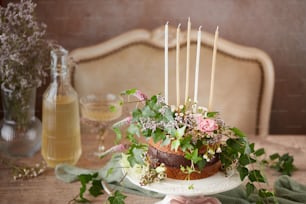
[{"x1": 125, "y1": 167, "x2": 242, "y2": 204}]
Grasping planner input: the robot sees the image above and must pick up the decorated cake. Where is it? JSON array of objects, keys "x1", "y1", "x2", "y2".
[
  {"x1": 113, "y1": 89, "x2": 241, "y2": 182},
  {"x1": 112, "y1": 20, "x2": 249, "y2": 184}
]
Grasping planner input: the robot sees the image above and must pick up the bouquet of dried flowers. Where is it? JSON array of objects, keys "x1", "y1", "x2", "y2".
[{"x1": 0, "y1": 0, "x2": 51, "y2": 99}]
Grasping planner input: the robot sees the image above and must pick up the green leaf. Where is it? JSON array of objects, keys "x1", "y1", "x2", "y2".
[
  {"x1": 246, "y1": 182, "x2": 255, "y2": 196},
  {"x1": 230, "y1": 127, "x2": 246, "y2": 138},
  {"x1": 254, "y1": 148, "x2": 265, "y2": 157},
  {"x1": 171, "y1": 139, "x2": 180, "y2": 151},
  {"x1": 237, "y1": 166, "x2": 249, "y2": 181},
  {"x1": 78, "y1": 174, "x2": 93, "y2": 185},
  {"x1": 109, "y1": 105, "x2": 116, "y2": 112},
  {"x1": 185, "y1": 149, "x2": 202, "y2": 164},
  {"x1": 132, "y1": 109, "x2": 142, "y2": 120},
  {"x1": 268, "y1": 153, "x2": 296, "y2": 176},
  {"x1": 122, "y1": 88, "x2": 137, "y2": 95},
  {"x1": 196, "y1": 159, "x2": 206, "y2": 171},
  {"x1": 127, "y1": 123, "x2": 140, "y2": 137},
  {"x1": 206, "y1": 112, "x2": 219, "y2": 118},
  {"x1": 142, "y1": 105, "x2": 156, "y2": 117},
  {"x1": 269, "y1": 153, "x2": 280, "y2": 160},
  {"x1": 180, "y1": 135, "x2": 193, "y2": 152},
  {"x1": 248, "y1": 170, "x2": 265, "y2": 183},
  {"x1": 226, "y1": 138, "x2": 245, "y2": 154},
  {"x1": 127, "y1": 144, "x2": 147, "y2": 166},
  {"x1": 77, "y1": 173, "x2": 100, "y2": 202},
  {"x1": 173, "y1": 126, "x2": 186, "y2": 138},
  {"x1": 108, "y1": 190, "x2": 127, "y2": 204},
  {"x1": 89, "y1": 179, "x2": 104, "y2": 197},
  {"x1": 249, "y1": 143, "x2": 255, "y2": 152},
  {"x1": 239, "y1": 154, "x2": 256, "y2": 166},
  {"x1": 152, "y1": 128, "x2": 166, "y2": 143},
  {"x1": 164, "y1": 108, "x2": 174, "y2": 122},
  {"x1": 106, "y1": 168, "x2": 114, "y2": 178},
  {"x1": 258, "y1": 188, "x2": 274, "y2": 198},
  {"x1": 161, "y1": 137, "x2": 171, "y2": 146},
  {"x1": 113, "y1": 127, "x2": 122, "y2": 143}
]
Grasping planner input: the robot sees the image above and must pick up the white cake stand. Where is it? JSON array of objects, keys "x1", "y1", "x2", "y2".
[{"x1": 125, "y1": 167, "x2": 242, "y2": 204}]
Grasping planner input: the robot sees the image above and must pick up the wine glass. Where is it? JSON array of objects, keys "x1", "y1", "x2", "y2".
[{"x1": 79, "y1": 93, "x2": 123, "y2": 156}]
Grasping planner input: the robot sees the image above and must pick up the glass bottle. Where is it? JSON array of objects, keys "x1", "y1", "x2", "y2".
[{"x1": 41, "y1": 46, "x2": 81, "y2": 168}]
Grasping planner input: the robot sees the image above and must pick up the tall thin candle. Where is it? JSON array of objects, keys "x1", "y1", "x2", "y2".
[
  {"x1": 184, "y1": 17, "x2": 191, "y2": 103},
  {"x1": 208, "y1": 26, "x2": 219, "y2": 111},
  {"x1": 176, "y1": 24, "x2": 181, "y2": 107},
  {"x1": 194, "y1": 26, "x2": 202, "y2": 104},
  {"x1": 164, "y1": 22, "x2": 169, "y2": 104}
]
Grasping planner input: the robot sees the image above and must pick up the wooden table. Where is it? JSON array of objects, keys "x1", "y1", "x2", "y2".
[{"x1": 1, "y1": 133, "x2": 306, "y2": 204}]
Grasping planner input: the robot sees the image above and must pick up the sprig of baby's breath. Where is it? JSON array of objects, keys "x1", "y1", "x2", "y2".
[
  {"x1": 0, "y1": 0, "x2": 51, "y2": 99},
  {"x1": 0, "y1": 156, "x2": 47, "y2": 180}
]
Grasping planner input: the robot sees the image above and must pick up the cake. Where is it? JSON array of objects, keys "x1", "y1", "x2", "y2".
[
  {"x1": 113, "y1": 89, "x2": 228, "y2": 181},
  {"x1": 147, "y1": 139, "x2": 222, "y2": 180}
]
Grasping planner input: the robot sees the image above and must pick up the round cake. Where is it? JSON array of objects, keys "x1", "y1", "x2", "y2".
[{"x1": 147, "y1": 139, "x2": 221, "y2": 180}]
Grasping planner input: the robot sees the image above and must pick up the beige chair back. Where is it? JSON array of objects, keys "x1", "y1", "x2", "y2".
[{"x1": 70, "y1": 26, "x2": 274, "y2": 137}]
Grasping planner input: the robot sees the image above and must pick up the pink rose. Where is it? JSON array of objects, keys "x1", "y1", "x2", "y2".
[
  {"x1": 196, "y1": 117, "x2": 218, "y2": 133},
  {"x1": 134, "y1": 90, "x2": 147, "y2": 101}
]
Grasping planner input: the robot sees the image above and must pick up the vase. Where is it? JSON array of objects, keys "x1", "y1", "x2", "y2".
[{"x1": 0, "y1": 84, "x2": 42, "y2": 157}]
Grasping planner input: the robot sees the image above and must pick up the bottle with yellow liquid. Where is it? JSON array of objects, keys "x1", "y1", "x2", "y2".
[{"x1": 41, "y1": 46, "x2": 81, "y2": 168}]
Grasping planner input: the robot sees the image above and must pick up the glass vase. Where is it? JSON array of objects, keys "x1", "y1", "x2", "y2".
[{"x1": 0, "y1": 84, "x2": 42, "y2": 157}]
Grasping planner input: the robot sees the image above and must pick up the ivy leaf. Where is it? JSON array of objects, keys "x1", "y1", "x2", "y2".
[
  {"x1": 248, "y1": 170, "x2": 265, "y2": 183},
  {"x1": 152, "y1": 128, "x2": 166, "y2": 143},
  {"x1": 122, "y1": 88, "x2": 137, "y2": 95},
  {"x1": 172, "y1": 126, "x2": 186, "y2": 139},
  {"x1": 254, "y1": 148, "x2": 265, "y2": 157},
  {"x1": 127, "y1": 144, "x2": 147, "y2": 166},
  {"x1": 269, "y1": 153, "x2": 296, "y2": 176},
  {"x1": 269, "y1": 153, "x2": 280, "y2": 160},
  {"x1": 89, "y1": 179, "x2": 104, "y2": 197},
  {"x1": 206, "y1": 112, "x2": 219, "y2": 118},
  {"x1": 246, "y1": 182, "x2": 255, "y2": 196},
  {"x1": 249, "y1": 143, "x2": 255, "y2": 153},
  {"x1": 239, "y1": 154, "x2": 256, "y2": 166},
  {"x1": 226, "y1": 138, "x2": 245, "y2": 154},
  {"x1": 180, "y1": 135, "x2": 193, "y2": 152},
  {"x1": 108, "y1": 190, "x2": 127, "y2": 204},
  {"x1": 127, "y1": 123, "x2": 140, "y2": 137},
  {"x1": 161, "y1": 137, "x2": 171, "y2": 146},
  {"x1": 258, "y1": 188, "x2": 275, "y2": 198},
  {"x1": 142, "y1": 105, "x2": 156, "y2": 117},
  {"x1": 229, "y1": 127, "x2": 246, "y2": 138},
  {"x1": 237, "y1": 166, "x2": 249, "y2": 181},
  {"x1": 196, "y1": 159, "x2": 206, "y2": 171},
  {"x1": 164, "y1": 108, "x2": 175, "y2": 122},
  {"x1": 113, "y1": 127, "x2": 122, "y2": 143},
  {"x1": 171, "y1": 139, "x2": 180, "y2": 151},
  {"x1": 185, "y1": 149, "x2": 202, "y2": 164},
  {"x1": 132, "y1": 109, "x2": 142, "y2": 120},
  {"x1": 76, "y1": 173, "x2": 101, "y2": 202}
]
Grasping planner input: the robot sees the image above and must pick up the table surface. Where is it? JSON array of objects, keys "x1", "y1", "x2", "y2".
[{"x1": 1, "y1": 131, "x2": 306, "y2": 204}]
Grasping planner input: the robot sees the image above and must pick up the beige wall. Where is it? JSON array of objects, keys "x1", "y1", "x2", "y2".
[{"x1": 2, "y1": 0, "x2": 306, "y2": 134}]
